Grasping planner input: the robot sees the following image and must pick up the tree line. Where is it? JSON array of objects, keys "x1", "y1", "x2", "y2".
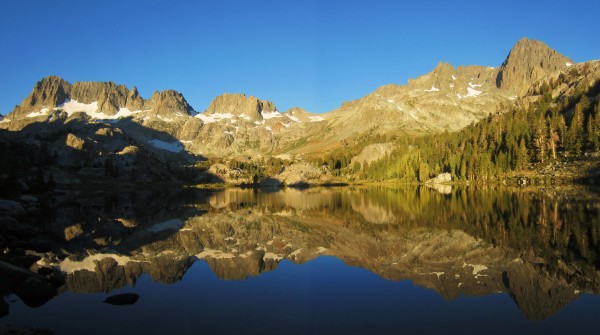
[{"x1": 363, "y1": 76, "x2": 600, "y2": 182}]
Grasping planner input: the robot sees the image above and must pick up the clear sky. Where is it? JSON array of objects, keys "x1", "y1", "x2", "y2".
[{"x1": 1, "y1": 0, "x2": 599, "y2": 116}]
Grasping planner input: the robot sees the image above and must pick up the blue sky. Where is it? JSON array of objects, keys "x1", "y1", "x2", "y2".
[{"x1": 1, "y1": 0, "x2": 599, "y2": 115}]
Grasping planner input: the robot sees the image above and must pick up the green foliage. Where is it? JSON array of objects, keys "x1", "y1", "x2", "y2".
[{"x1": 365, "y1": 78, "x2": 600, "y2": 183}]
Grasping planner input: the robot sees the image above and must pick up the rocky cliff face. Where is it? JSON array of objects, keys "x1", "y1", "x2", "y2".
[
  {"x1": 205, "y1": 93, "x2": 277, "y2": 120},
  {"x1": 145, "y1": 90, "x2": 194, "y2": 117},
  {"x1": 8, "y1": 76, "x2": 71, "y2": 120},
  {"x1": 71, "y1": 81, "x2": 131, "y2": 115},
  {"x1": 7, "y1": 78, "x2": 193, "y2": 122},
  {"x1": 496, "y1": 37, "x2": 573, "y2": 96}
]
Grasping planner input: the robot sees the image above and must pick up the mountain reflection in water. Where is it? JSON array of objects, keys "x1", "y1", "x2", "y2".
[{"x1": 3, "y1": 185, "x2": 600, "y2": 334}]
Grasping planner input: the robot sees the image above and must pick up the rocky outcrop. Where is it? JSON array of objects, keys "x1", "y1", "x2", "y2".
[
  {"x1": 71, "y1": 81, "x2": 130, "y2": 115},
  {"x1": 126, "y1": 86, "x2": 145, "y2": 111},
  {"x1": 65, "y1": 133, "x2": 86, "y2": 151},
  {"x1": 496, "y1": 37, "x2": 573, "y2": 96},
  {"x1": 426, "y1": 172, "x2": 452, "y2": 184},
  {"x1": 205, "y1": 93, "x2": 277, "y2": 120},
  {"x1": 351, "y1": 143, "x2": 395, "y2": 167},
  {"x1": 146, "y1": 90, "x2": 194, "y2": 118},
  {"x1": 178, "y1": 117, "x2": 203, "y2": 141},
  {"x1": 7, "y1": 76, "x2": 71, "y2": 119}
]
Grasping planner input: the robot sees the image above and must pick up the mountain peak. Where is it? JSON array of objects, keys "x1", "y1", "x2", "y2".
[
  {"x1": 496, "y1": 38, "x2": 572, "y2": 95},
  {"x1": 146, "y1": 90, "x2": 195, "y2": 117},
  {"x1": 205, "y1": 93, "x2": 277, "y2": 120},
  {"x1": 7, "y1": 75, "x2": 71, "y2": 119}
]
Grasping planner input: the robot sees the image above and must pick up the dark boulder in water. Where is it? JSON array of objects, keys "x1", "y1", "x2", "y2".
[
  {"x1": 14, "y1": 277, "x2": 57, "y2": 308},
  {"x1": 103, "y1": 293, "x2": 139, "y2": 306}
]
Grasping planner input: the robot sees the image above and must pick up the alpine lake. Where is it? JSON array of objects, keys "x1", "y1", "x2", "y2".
[{"x1": 2, "y1": 184, "x2": 600, "y2": 334}]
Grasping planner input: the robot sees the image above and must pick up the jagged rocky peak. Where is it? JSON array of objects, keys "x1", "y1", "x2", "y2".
[
  {"x1": 70, "y1": 81, "x2": 145, "y2": 115},
  {"x1": 126, "y1": 86, "x2": 144, "y2": 111},
  {"x1": 146, "y1": 90, "x2": 194, "y2": 117},
  {"x1": 205, "y1": 93, "x2": 277, "y2": 120},
  {"x1": 496, "y1": 37, "x2": 573, "y2": 96},
  {"x1": 8, "y1": 75, "x2": 71, "y2": 119},
  {"x1": 406, "y1": 62, "x2": 455, "y2": 90}
]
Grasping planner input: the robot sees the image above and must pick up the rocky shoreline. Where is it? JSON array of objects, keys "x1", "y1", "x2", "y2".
[{"x1": 0, "y1": 197, "x2": 65, "y2": 320}]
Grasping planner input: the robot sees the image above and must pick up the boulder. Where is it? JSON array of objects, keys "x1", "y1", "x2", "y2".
[
  {"x1": 103, "y1": 293, "x2": 139, "y2": 305},
  {"x1": 65, "y1": 133, "x2": 86, "y2": 150},
  {"x1": 15, "y1": 277, "x2": 57, "y2": 308},
  {"x1": 426, "y1": 173, "x2": 452, "y2": 184}
]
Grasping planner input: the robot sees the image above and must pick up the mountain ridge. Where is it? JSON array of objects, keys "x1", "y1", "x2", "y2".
[{"x1": 1, "y1": 38, "x2": 590, "y2": 161}]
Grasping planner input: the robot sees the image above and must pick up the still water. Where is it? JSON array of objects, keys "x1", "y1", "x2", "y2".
[{"x1": 3, "y1": 186, "x2": 600, "y2": 334}]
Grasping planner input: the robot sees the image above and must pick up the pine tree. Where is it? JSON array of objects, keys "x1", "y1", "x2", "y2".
[
  {"x1": 533, "y1": 117, "x2": 547, "y2": 163},
  {"x1": 567, "y1": 100, "x2": 585, "y2": 155},
  {"x1": 516, "y1": 138, "x2": 529, "y2": 170}
]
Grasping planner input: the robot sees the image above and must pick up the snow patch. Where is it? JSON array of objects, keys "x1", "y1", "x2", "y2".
[
  {"x1": 59, "y1": 253, "x2": 142, "y2": 273},
  {"x1": 238, "y1": 113, "x2": 251, "y2": 121},
  {"x1": 387, "y1": 99, "x2": 394, "y2": 103},
  {"x1": 290, "y1": 248, "x2": 303, "y2": 258},
  {"x1": 286, "y1": 114, "x2": 301, "y2": 122},
  {"x1": 196, "y1": 248, "x2": 235, "y2": 259},
  {"x1": 424, "y1": 86, "x2": 440, "y2": 92},
  {"x1": 464, "y1": 87, "x2": 482, "y2": 98},
  {"x1": 281, "y1": 122, "x2": 291, "y2": 128},
  {"x1": 148, "y1": 139, "x2": 184, "y2": 153},
  {"x1": 263, "y1": 252, "x2": 283, "y2": 261},
  {"x1": 55, "y1": 100, "x2": 145, "y2": 120},
  {"x1": 468, "y1": 82, "x2": 483, "y2": 88},
  {"x1": 262, "y1": 110, "x2": 283, "y2": 119},
  {"x1": 451, "y1": 75, "x2": 457, "y2": 80},
  {"x1": 57, "y1": 100, "x2": 98, "y2": 115},
  {"x1": 566, "y1": 62, "x2": 573, "y2": 67},
  {"x1": 315, "y1": 247, "x2": 327, "y2": 254},
  {"x1": 463, "y1": 262, "x2": 488, "y2": 275},
  {"x1": 430, "y1": 272, "x2": 445, "y2": 279},
  {"x1": 26, "y1": 107, "x2": 50, "y2": 118},
  {"x1": 265, "y1": 126, "x2": 272, "y2": 131},
  {"x1": 308, "y1": 115, "x2": 325, "y2": 122},
  {"x1": 195, "y1": 112, "x2": 234, "y2": 124}
]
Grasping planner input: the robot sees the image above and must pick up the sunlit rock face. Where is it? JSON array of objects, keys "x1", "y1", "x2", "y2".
[
  {"x1": 20, "y1": 186, "x2": 600, "y2": 320},
  {"x1": 2, "y1": 38, "x2": 591, "y2": 158},
  {"x1": 496, "y1": 37, "x2": 573, "y2": 96}
]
